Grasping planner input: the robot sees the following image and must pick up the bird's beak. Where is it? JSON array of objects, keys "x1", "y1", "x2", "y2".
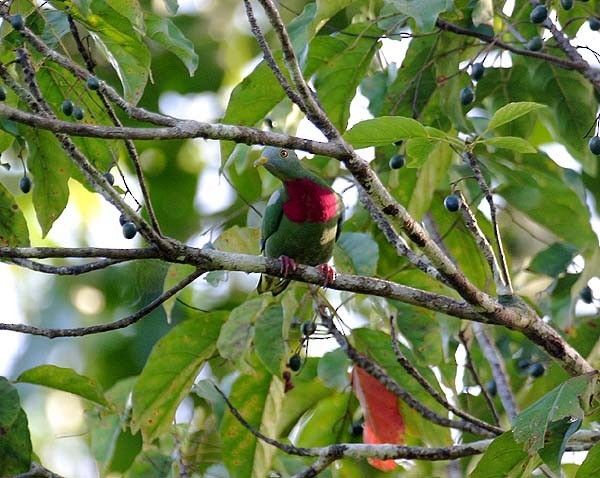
[{"x1": 254, "y1": 156, "x2": 268, "y2": 168}]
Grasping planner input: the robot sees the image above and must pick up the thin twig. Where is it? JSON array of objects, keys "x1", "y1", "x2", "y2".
[{"x1": 6, "y1": 258, "x2": 124, "y2": 275}]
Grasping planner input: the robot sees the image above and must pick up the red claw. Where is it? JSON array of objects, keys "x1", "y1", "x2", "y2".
[
  {"x1": 279, "y1": 255, "x2": 297, "y2": 276},
  {"x1": 318, "y1": 263, "x2": 336, "y2": 287}
]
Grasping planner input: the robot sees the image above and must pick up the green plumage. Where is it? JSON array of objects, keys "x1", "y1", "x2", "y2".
[{"x1": 255, "y1": 147, "x2": 344, "y2": 296}]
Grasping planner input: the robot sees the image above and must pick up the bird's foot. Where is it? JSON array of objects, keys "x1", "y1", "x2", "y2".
[
  {"x1": 318, "y1": 263, "x2": 336, "y2": 287},
  {"x1": 279, "y1": 255, "x2": 297, "y2": 276}
]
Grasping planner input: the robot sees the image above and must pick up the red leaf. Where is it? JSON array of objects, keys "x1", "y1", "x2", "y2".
[{"x1": 352, "y1": 366, "x2": 405, "y2": 471}]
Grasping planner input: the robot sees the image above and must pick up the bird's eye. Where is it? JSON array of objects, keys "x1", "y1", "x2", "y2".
[{"x1": 279, "y1": 149, "x2": 288, "y2": 158}]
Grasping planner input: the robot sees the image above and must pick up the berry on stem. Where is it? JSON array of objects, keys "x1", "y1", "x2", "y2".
[
  {"x1": 444, "y1": 194, "x2": 460, "y2": 212},
  {"x1": 589, "y1": 136, "x2": 600, "y2": 155},
  {"x1": 589, "y1": 17, "x2": 600, "y2": 31},
  {"x1": 61, "y1": 100, "x2": 74, "y2": 116},
  {"x1": 87, "y1": 77, "x2": 100, "y2": 90},
  {"x1": 0, "y1": 86, "x2": 6, "y2": 101},
  {"x1": 73, "y1": 107, "x2": 85, "y2": 120},
  {"x1": 460, "y1": 87, "x2": 474, "y2": 105},
  {"x1": 19, "y1": 176, "x2": 32, "y2": 193},
  {"x1": 103, "y1": 171, "x2": 115, "y2": 186},
  {"x1": 560, "y1": 0, "x2": 573, "y2": 10},
  {"x1": 580, "y1": 286, "x2": 593, "y2": 304},
  {"x1": 530, "y1": 5, "x2": 547, "y2": 24},
  {"x1": 529, "y1": 363, "x2": 545, "y2": 378},
  {"x1": 526, "y1": 36, "x2": 543, "y2": 51},
  {"x1": 122, "y1": 221, "x2": 137, "y2": 239},
  {"x1": 301, "y1": 320, "x2": 317, "y2": 337},
  {"x1": 288, "y1": 354, "x2": 302, "y2": 372},
  {"x1": 471, "y1": 62, "x2": 484, "y2": 81},
  {"x1": 389, "y1": 154, "x2": 405, "y2": 169},
  {"x1": 10, "y1": 14, "x2": 24, "y2": 30}
]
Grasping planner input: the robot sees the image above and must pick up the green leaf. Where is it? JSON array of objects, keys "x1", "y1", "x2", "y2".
[
  {"x1": 131, "y1": 311, "x2": 226, "y2": 442},
  {"x1": 487, "y1": 102, "x2": 545, "y2": 131},
  {"x1": 255, "y1": 304, "x2": 286, "y2": 376},
  {"x1": 405, "y1": 137, "x2": 438, "y2": 168},
  {"x1": 513, "y1": 373, "x2": 597, "y2": 454},
  {"x1": 0, "y1": 377, "x2": 20, "y2": 429},
  {"x1": 144, "y1": 13, "x2": 198, "y2": 75},
  {"x1": 528, "y1": 243, "x2": 578, "y2": 277},
  {"x1": 0, "y1": 183, "x2": 29, "y2": 246},
  {"x1": 470, "y1": 430, "x2": 540, "y2": 478},
  {"x1": 217, "y1": 298, "x2": 265, "y2": 372},
  {"x1": 220, "y1": 367, "x2": 283, "y2": 478},
  {"x1": 161, "y1": 0, "x2": 178, "y2": 15},
  {"x1": 538, "y1": 417, "x2": 581, "y2": 474},
  {"x1": 482, "y1": 136, "x2": 537, "y2": 153},
  {"x1": 576, "y1": 441, "x2": 600, "y2": 478},
  {"x1": 214, "y1": 226, "x2": 260, "y2": 255},
  {"x1": 308, "y1": 23, "x2": 381, "y2": 130},
  {"x1": 343, "y1": 116, "x2": 427, "y2": 148},
  {"x1": 317, "y1": 348, "x2": 350, "y2": 390},
  {"x1": 27, "y1": 130, "x2": 72, "y2": 237},
  {"x1": 0, "y1": 408, "x2": 32, "y2": 475},
  {"x1": 384, "y1": 0, "x2": 453, "y2": 31},
  {"x1": 334, "y1": 232, "x2": 379, "y2": 276},
  {"x1": 16, "y1": 365, "x2": 109, "y2": 407},
  {"x1": 123, "y1": 449, "x2": 172, "y2": 478}
]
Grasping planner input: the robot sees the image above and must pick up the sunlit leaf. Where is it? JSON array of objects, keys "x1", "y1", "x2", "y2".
[
  {"x1": 334, "y1": 232, "x2": 379, "y2": 276},
  {"x1": 482, "y1": 136, "x2": 537, "y2": 153},
  {"x1": 0, "y1": 183, "x2": 29, "y2": 246},
  {"x1": 255, "y1": 304, "x2": 286, "y2": 376},
  {"x1": 487, "y1": 102, "x2": 545, "y2": 131},
  {"x1": 0, "y1": 377, "x2": 20, "y2": 429},
  {"x1": 343, "y1": 116, "x2": 427, "y2": 148},
  {"x1": 0, "y1": 408, "x2": 31, "y2": 475},
  {"x1": 576, "y1": 441, "x2": 600, "y2": 478}
]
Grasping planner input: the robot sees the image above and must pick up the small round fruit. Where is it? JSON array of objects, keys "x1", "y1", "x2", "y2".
[
  {"x1": 301, "y1": 320, "x2": 317, "y2": 337},
  {"x1": 349, "y1": 421, "x2": 363, "y2": 436},
  {"x1": 589, "y1": 136, "x2": 600, "y2": 155},
  {"x1": 122, "y1": 221, "x2": 137, "y2": 239},
  {"x1": 589, "y1": 17, "x2": 600, "y2": 31},
  {"x1": 19, "y1": 176, "x2": 32, "y2": 193},
  {"x1": 0, "y1": 86, "x2": 6, "y2": 101},
  {"x1": 530, "y1": 5, "x2": 547, "y2": 24},
  {"x1": 61, "y1": 100, "x2": 74, "y2": 116},
  {"x1": 529, "y1": 363, "x2": 545, "y2": 378},
  {"x1": 485, "y1": 380, "x2": 497, "y2": 397},
  {"x1": 460, "y1": 86, "x2": 474, "y2": 106},
  {"x1": 73, "y1": 106, "x2": 85, "y2": 120},
  {"x1": 10, "y1": 14, "x2": 24, "y2": 30},
  {"x1": 288, "y1": 354, "x2": 302, "y2": 372},
  {"x1": 119, "y1": 213, "x2": 128, "y2": 226},
  {"x1": 580, "y1": 286, "x2": 593, "y2": 304},
  {"x1": 86, "y1": 77, "x2": 100, "y2": 90},
  {"x1": 526, "y1": 36, "x2": 544, "y2": 51},
  {"x1": 517, "y1": 358, "x2": 531, "y2": 370},
  {"x1": 103, "y1": 171, "x2": 115, "y2": 185},
  {"x1": 443, "y1": 194, "x2": 460, "y2": 212},
  {"x1": 471, "y1": 63, "x2": 484, "y2": 81},
  {"x1": 560, "y1": 0, "x2": 573, "y2": 10},
  {"x1": 389, "y1": 154, "x2": 405, "y2": 169}
]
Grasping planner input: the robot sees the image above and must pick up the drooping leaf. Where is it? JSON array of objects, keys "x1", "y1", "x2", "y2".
[
  {"x1": 352, "y1": 366, "x2": 404, "y2": 471},
  {"x1": 486, "y1": 102, "x2": 545, "y2": 131},
  {"x1": 0, "y1": 377, "x2": 20, "y2": 429},
  {"x1": 220, "y1": 366, "x2": 283, "y2": 478},
  {"x1": 527, "y1": 243, "x2": 578, "y2": 277},
  {"x1": 538, "y1": 417, "x2": 581, "y2": 474},
  {"x1": 26, "y1": 129, "x2": 71, "y2": 237},
  {"x1": 576, "y1": 441, "x2": 600, "y2": 478},
  {"x1": 0, "y1": 183, "x2": 29, "y2": 246},
  {"x1": 294, "y1": 393, "x2": 350, "y2": 447},
  {"x1": 0, "y1": 408, "x2": 32, "y2": 475},
  {"x1": 334, "y1": 232, "x2": 379, "y2": 276},
  {"x1": 255, "y1": 304, "x2": 286, "y2": 376},
  {"x1": 383, "y1": 0, "x2": 453, "y2": 31},
  {"x1": 131, "y1": 311, "x2": 226, "y2": 442},
  {"x1": 214, "y1": 226, "x2": 260, "y2": 255},
  {"x1": 144, "y1": 13, "x2": 198, "y2": 75},
  {"x1": 317, "y1": 348, "x2": 350, "y2": 390},
  {"x1": 16, "y1": 365, "x2": 110, "y2": 407},
  {"x1": 482, "y1": 136, "x2": 537, "y2": 153},
  {"x1": 343, "y1": 116, "x2": 427, "y2": 148},
  {"x1": 470, "y1": 430, "x2": 540, "y2": 478},
  {"x1": 512, "y1": 372, "x2": 597, "y2": 454},
  {"x1": 123, "y1": 449, "x2": 172, "y2": 478}
]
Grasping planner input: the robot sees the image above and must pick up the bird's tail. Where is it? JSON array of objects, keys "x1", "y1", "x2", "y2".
[{"x1": 257, "y1": 274, "x2": 290, "y2": 296}]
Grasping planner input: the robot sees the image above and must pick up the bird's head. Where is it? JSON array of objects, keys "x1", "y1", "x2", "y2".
[{"x1": 254, "y1": 147, "x2": 306, "y2": 180}]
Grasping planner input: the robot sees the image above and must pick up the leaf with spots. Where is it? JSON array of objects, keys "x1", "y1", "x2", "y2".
[
  {"x1": 16, "y1": 365, "x2": 110, "y2": 407},
  {"x1": 220, "y1": 365, "x2": 283, "y2": 478},
  {"x1": 0, "y1": 183, "x2": 29, "y2": 246},
  {"x1": 26, "y1": 130, "x2": 71, "y2": 237},
  {"x1": 131, "y1": 310, "x2": 226, "y2": 443}
]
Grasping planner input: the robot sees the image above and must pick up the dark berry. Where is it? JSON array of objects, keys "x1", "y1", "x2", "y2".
[
  {"x1": 580, "y1": 286, "x2": 593, "y2": 304},
  {"x1": 589, "y1": 17, "x2": 600, "y2": 31},
  {"x1": 485, "y1": 380, "x2": 497, "y2": 397},
  {"x1": 471, "y1": 63, "x2": 484, "y2": 81},
  {"x1": 530, "y1": 5, "x2": 548, "y2": 24},
  {"x1": 19, "y1": 175, "x2": 32, "y2": 193},
  {"x1": 86, "y1": 77, "x2": 100, "y2": 90},
  {"x1": 389, "y1": 154, "x2": 405, "y2": 169},
  {"x1": 516, "y1": 358, "x2": 531, "y2": 370},
  {"x1": 61, "y1": 100, "x2": 74, "y2": 116},
  {"x1": 526, "y1": 36, "x2": 544, "y2": 51},
  {"x1": 301, "y1": 320, "x2": 317, "y2": 337},
  {"x1": 119, "y1": 213, "x2": 128, "y2": 226},
  {"x1": 288, "y1": 354, "x2": 302, "y2": 372},
  {"x1": 349, "y1": 421, "x2": 363, "y2": 436},
  {"x1": 443, "y1": 195, "x2": 460, "y2": 212},
  {"x1": 73, "y1": 107, "x2": 85, "y2": 120},
  {"x1": 560, "y1": 0, "x2": 573, "y2": 10},
  {"x1": 0, "y1": 86, "x2": 6, "y2": 101},
  {"x1": 122, "y1": 221, "x2": 137, "y2": 239},
  {"x1": 529, "y1": 363, "x2": 545, "y2": 378},
  {"x1": 460, "y1": 87, "x2": 474, "y2": 106},
  {"x1": 103, "y1": 171, "x2": 115, "y2": 185},
  {"x1": 10, "y1": 14, "x2": 24, "y2": 30},
  {"x1": 589, "y1": 136, "x2": 600, "y2": 155}
]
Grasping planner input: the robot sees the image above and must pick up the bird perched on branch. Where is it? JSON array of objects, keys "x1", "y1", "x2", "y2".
[{"x1": 254, "y1": 147, "x2": 344, "y2": 296}]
